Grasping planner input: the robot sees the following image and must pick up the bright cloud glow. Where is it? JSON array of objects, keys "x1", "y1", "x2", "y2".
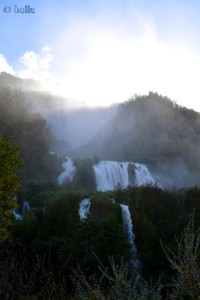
[
  {"x1": 18, "y1": 46, "x2": 53, "y2": 80},
  {"x1": 48, "y1": 26, "x2": 200, "y2": 110},
  {"x1": 9, "y1": 2, "x2": 200, "y2": 111},
  {"x1": 0, "y1": 54, "x2": 15, "y2": 75}
]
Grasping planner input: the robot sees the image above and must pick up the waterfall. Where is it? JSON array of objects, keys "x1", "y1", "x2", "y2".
[
  {"x1": 57, "y1": 158, "x2": 76, "y2": 185},
  {"x1": 93, "y1": 161, "x2": 129, "y2": 191},
  {"x1": 22, "y1": 201, "x2": 30, "y2": 214},
  {"x1": 57, "y1": 159, "x2": 157, "y2": 190},
  {"x1": 13, "y1": 201, "x2": 31, "y2": 221},
  {"x1": 13, "y1": 197, "x2": 21, "y2": 220},
  {"x1": 120, "y1": 204, "x2": 137, "y2": 255},
  {"x1": 93, "y1": 161, "x2": 156, "y2": 191},
  {"x1": 13, "y1": 208, "x2": 22, "y2": 221},
  {"x1": 134, "y1": 163, "x2": 155, "y2": 186},
  {"x1": 79, "y1": 198, "x2": 91, "y2": 220}
]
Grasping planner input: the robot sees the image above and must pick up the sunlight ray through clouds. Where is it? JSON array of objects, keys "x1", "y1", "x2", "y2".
[
  {"x1": 1, "y1": 0, "x2": 200, "y2": 110},
  {"x1": 45, "y1": 24, "x2": 200, "y2": 109}
]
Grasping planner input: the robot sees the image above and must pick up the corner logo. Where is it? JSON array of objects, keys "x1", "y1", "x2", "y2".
[
  {"x1": 14, "y1": 5, "x2": 35, "y2": 13},
  {"x1": 3, "y1": 5, "x2": 35, "y2": 14}
]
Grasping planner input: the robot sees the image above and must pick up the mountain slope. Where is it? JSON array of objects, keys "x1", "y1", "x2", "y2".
[
  {"x1": 76, "y1": 92, "x2": 200, "y2": 188},
  {"x1": 0, "y1": 72, "x2": 117, "y2": 150}
]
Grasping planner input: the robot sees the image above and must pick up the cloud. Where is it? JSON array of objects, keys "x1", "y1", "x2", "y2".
[
  {"x1": 0, "y1": 54, "x2": 15, "y2": 75},
  {"x1": 45, "y1": 6, "x2": 200, "y2": 110},
  {"x1": 18, "y1": 46, "x2": 53, "y2": 80},
  {"x1": 4, "y1": 2, "x2": 200, "y2": 111},
  {"x1": 41, "y1": 7, "x2": 157, "y2": 106}
]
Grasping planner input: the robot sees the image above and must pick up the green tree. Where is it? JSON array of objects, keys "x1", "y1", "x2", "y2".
[
  {"x1": 0, "y1": 87, "x2": 60, "y2": 183},
  {"x1": 0, "y1": 136, "x2": 22, "y2": 242}
]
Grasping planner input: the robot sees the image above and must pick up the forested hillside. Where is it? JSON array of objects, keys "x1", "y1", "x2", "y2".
[
  {"x1": 77, "y1": 92, "x2": 200, "y2": 187},
  {"x1": 0, "y1": 72, "x2": 117, "y2": 150},
  {"x1": 0, "y1": 87, "x2": 62, "y2": 183}
]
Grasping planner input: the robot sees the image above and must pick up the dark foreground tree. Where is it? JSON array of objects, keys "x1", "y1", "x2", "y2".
[{"x1": 0, "y1": 136, "x2": 22, "y2": 242}]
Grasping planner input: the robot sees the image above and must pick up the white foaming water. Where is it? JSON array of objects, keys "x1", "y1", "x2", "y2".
[
  {"x1": 57, "y1": 158, "x2": 76, "y2": 185},
  {"x1": 93, "y1": 161, "x2": 156, "y2": 191},
  {"x1": 134, "y1": 163, "x2": 155, "y2": 186},
  {"x1": 13, "y1": 201, "x2": 31, "y2": 221},
  {"x1": 93, "y1": 161, "x2": 129, "y2": 191},
  {"x1": 13, "y1": 209, "x2": 22, "y2": 221},
  {"x1": 79, "y1": 198, "x2": 91, "y2": 220},
  {"x1": 120, "y1": 204, "x2": 137, "y2": 255}
]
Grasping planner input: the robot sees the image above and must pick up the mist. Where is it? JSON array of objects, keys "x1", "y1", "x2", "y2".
[
  {"x1": 47, "y1": 105, "x2": 117, "y2": 148},
  {"x1": 151, "y1": 158, "x2": 200, "y2": 189},
  {"x1": 23, "y1": 91, "x2": 118, "y2": 150},
  {"x1": 1, "y1": 72, "x2": 200, "y2": 189},
  {"x1": 0, "y1": 72, "x2": 118, "y2": 151},
  {"x1": 74, "y1": 92, "x2": 200, "y2": 189}
]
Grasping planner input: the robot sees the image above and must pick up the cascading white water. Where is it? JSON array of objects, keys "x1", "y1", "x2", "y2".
[
  {"x1": 13, "y1": 197, "x2": 22, "y2": 220},
  {"x1": 120, "y1": 204, "x2": 137, "y2": 255},
  {"x1": 57, "y1": 158, "x2": 76, "y2": 185},
  {"x1": 79, "y1": 198, "x2": 91, "y2": 220},
  {"x1": 13, "y1": 201, "x2": 31, "y2": 221},
  {"x1": 93, "y1": 161, "x2": 156, "y2": 191},
  {"x1": 13, "y1": 208, "x2": 22, "y2": 221},
  {"x1": 22, "y1": 201, "x2": 30, "y2": 214},
  {"x1": 93, "y1": 161, "x2": 129, "y2": 191},
  {"x1": 134, "y1": 163, "x2": 155, "y2": 186},
  {"x1": 79, "y1": 197, "x2": 140, "y2": 266}
]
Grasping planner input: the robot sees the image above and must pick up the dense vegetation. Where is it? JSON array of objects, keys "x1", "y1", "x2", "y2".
[
  {"x1": 0, "y1": 86, "x2": 62, "y2": 183},
  {"x1": 0, "y1": 136, "x2": 22, "y2": 242},
  {"x1": 1, "y1": 76, "x2": 200, "y2": 298},
  {"x1": 0, "y1": 186, "x2": 200, "y2": 299},
  {"x1": 79, "y1": 92, "x2": 200, "y2": 162}
]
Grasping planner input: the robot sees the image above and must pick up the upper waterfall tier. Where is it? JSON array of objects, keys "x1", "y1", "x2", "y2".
[
  {"x1": 57, "y1": 158, "x2": 157, "y2": 190},
  {"x1": 93, "y1": 161, "x2": 156, "y2": 191}
]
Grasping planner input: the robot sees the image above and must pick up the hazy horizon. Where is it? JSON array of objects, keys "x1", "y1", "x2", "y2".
[{"x1": 1, "y1": 1, "x2": 200, "y2": 110}]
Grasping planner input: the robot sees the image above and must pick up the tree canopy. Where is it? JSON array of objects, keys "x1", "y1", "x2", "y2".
[
  {"x1": 0, "y1": 87, "x2": 61, "y2": 183},
  {"x1": 0, "y1": 136, "x2": 22, "y2": 242},
  {"x1": 78, "y1": 92, "x2": 200, "y2": 187}
]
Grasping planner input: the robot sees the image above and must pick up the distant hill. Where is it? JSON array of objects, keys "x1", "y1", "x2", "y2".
[
  {"x1": 76, "y1": 92, "x2": 200, "y2": 188},
  {"x1": 0, "y1": 72, "x2": 117, "y2": 150},
  {"x1": 0, "y1": 72, "x2": 41, "y2": 91}
]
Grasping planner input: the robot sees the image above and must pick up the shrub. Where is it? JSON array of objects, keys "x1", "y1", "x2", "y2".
[{"x1": 162, "y1": 214, "x2": 200, "y2": 299}]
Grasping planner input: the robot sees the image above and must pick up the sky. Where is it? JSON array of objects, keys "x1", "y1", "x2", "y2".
[{"x1": 1, "y1": 0, "x2": 200, "y2": 110}]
